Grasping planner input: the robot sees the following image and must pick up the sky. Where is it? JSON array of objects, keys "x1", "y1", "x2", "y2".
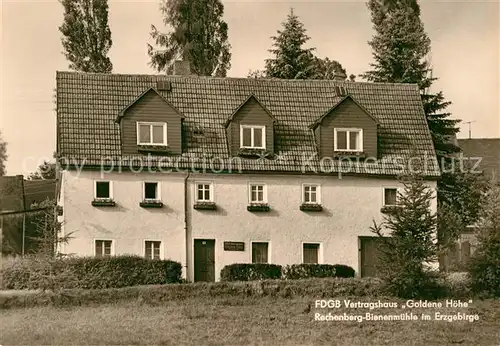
[{"x1": 1, "y1": 0, "x2": 499, "y2": 176}]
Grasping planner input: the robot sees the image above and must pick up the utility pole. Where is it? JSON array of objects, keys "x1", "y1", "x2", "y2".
[
  {"x1": 20, "y1": 176, "x2": 26, "y2": 257},
  {"x1": 464, "y1": 121, "x2": 476, "y2": 139}
]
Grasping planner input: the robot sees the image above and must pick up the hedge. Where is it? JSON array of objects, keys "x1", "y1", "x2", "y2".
[
  {"x1": 0, "y1": 278, "x2": 386, "y2": 309},
  {"x1": 284, "y1": 264, "x2": 356, "y2": 280},
  {"x1": 220, "y1": 263, "x2": 355, "y2": 282},
  {"x1": 220, "y1": 264, "x2": 282, "y2": 281},
  {"x1": 2, "y1": 255, "x2": 182, "y2": 290}
]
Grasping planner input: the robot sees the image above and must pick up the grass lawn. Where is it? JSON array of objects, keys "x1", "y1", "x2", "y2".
[{"x1": 2, "y1": 296, "x2": 499, "y2": 345}]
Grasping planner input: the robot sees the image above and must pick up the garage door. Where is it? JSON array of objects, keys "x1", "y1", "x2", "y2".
[{"x1": 359, "y1": 236, "x2": 387, "y2": 277}]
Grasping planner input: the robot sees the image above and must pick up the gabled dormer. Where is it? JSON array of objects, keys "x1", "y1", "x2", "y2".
[
  {"x1": 310, "y1": 95, "x2": 379, "y2": 159},
  {"x1": 116, "y1": 88, "x2": 184, "y2": 155},
  {"x1": 224, "y1": 94, "x2": 275, "y2": 157}
]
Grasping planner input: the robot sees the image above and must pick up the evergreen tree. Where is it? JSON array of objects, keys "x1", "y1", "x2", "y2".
[
  {"x1": 264, "y1": 8, "x2": 317, "y2": 79},
  {"x1": 362, "y1": 0, "x2": 460, "y2": 160},
  {"x1": 264, "y1": 9, "x2": 347, "y2": 80},
  {"x1": 59, "y1": 0, "x2": 113, "y2": 73},
  {"x1": 468, "y1": 183, "x2": 500, "y2": 297},
  {"x1": 362, "y1": 0, "x2": 482, "y2": 253},
  {"x1": 0, "y1": 130, "x2": 7, "y2": 176},
  {"x1": 370, "y1": 175, "x2": 441, "y2": 298},
  {"x1": 148, "y1": 0, "x2": 231, "y2": 76}
]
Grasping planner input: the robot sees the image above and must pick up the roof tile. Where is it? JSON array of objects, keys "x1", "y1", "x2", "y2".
[{"x1": 56, "y1": 72, "x2": 440, "y2": 177}]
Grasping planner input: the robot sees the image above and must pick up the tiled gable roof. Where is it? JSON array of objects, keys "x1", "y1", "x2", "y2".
[
  {"x1": 116, "y1": 87, "x2": 185, "y2": 122},
  {"x1": 56, "y1": 72, "x2": 440, "y2": 177},
  {"x1": 458, "y1": 138, "x2": 500, "y2": 180},
  {"x1": 0, "y1": 177, "x2": 56, "y2": 214},
  {"x1": 23, "y1": 179, "x2": 57, "y2": 209},
  {"x1": 0, "y1": 176, "x2": 24, "y2": 213},
  {"x1": 224, "y1": 94, "x2": 275, "y2": 127},
  {"x1": 310, "y1": 95, "x2": 379, "y2": 129}
]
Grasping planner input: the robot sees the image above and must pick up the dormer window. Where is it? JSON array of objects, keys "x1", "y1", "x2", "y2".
[
  {"x1": 137, "y1": 122, "x2": 167, "y2": 145},
  {"x1": 334, "y1": 128, "x2": 363, "y2": 152},
  {"x1": 240, "y1": 125, "x2": 266, "y2": 149}
]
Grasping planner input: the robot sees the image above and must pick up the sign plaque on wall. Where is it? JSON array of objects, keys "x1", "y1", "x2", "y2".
[{"x1": 224, "y1": 241, "x2": 245, "y2": 251}]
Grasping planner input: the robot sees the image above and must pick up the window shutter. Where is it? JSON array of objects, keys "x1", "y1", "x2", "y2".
[
  {"x1": 145, "y1": 242, "x2": 152, "y2": 259},
  {"x1": 95, "y1": 241, "x2": 103, "y2": 257}
]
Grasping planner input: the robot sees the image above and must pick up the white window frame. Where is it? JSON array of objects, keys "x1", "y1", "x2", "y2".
[
  {"x1": 334, "y1": 128, "x2": 363, "y2": 152},
  {"x1": 302, "y1": 242, "x2": 323, "y2": 264},
  {"x1": 143, "y1": 181, "x2": 161, "y2": 201},
  {"x1": 248, "y1": 183, "x2": 267, "y2": 204},
  {"x1": 195, "y1": 181, "x2": 214, "y2": 203},
  {"x1": 250, "y1": 241, "x2": 271, "y2": 264},
  {"x1": 302, "y1": 184, "x2": 321, "y2": 204},
  {"x1": 144, "y1": 240, "x2": 163, "y2": 260},
  {"x1": 94, "y1": 180, "x2": 113, "y2": 200},
  {"x1": 240, "y1": 125, "x2": 266, "y2": 149},
  {"x1": 383, "y1": 187, "x2": 399, "y2": 206},
  {"x1": 94, "y1": 239, "x2": 115, "y2": 257},
  {"x1": 136, "y1": 121, "x2": 168, "y2": 145}
]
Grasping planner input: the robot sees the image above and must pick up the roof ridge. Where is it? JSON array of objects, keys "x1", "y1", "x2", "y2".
[{"x1": 55, "y1": 71, "x2": 420, "y2": 88}]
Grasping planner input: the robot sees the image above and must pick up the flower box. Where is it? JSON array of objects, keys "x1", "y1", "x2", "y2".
[
  {"x1": 193, "y1": 202, "x2": 217, "y2": 210},
  {"x1": 137, "y1": 145, "x2": 170, "y2": 154},
  {"x1": 247, "y1": 203, "x2": 271, "y2": 212},
  {"x1": 91, "y1": 198, "x2": 116, "y2": 207},
  {"x1": 380, "y1": 205, "x2": 402, "y2": 214},
  {"x1": 139, "y1": 200, "x2": 163, "y2": 208},
  {"x1": 300, "y1": 203, "x2": 323, "y2": 212},
  {"x1": 333, "y1": 151, "x2": 367, "y2": 159},
  {"x1": 237, "y1": 148, "x2": 274, "y2": 159}
]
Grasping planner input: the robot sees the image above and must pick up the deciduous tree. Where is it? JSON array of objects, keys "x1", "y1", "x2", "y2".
[
  {"x1": 311, "y1": 57, "x2": 347, "y2": 80},
  {"x1": 59, "y1": 0, "x2": 113, "y2": 73},
  {"x1": 27, "y1": 161, "x2": 56, "y2": 180},
  {"x1": 0, "y1": 130, "x2": 7, "y2": 176}
]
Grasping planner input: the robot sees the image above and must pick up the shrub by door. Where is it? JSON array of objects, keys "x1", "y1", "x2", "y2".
[{"x1": 194, "y1": 239, "x2": 215, "y2": 282}]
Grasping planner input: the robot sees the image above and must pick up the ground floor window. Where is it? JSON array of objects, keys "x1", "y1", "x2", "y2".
[
  {"x1": 303, "y1": 243, "x2": 320, "y2": 264},
  {"x1": 95, "y1": 240, "x2": 112, "y2": 257},
  {"x1": 252, "y1": 242, "x2": 269, "y2": 263},
  {"x1": 145, "y1": 241, "x2": 161, "y2": 260}
]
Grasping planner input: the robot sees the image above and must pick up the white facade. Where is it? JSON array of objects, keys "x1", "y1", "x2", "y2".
[
  {"x1": 59, "y1": 169, "x2": 437, "y2": 281},
  {"x1": 58, "y1": 170, "x2": 187, "y2": 275}
]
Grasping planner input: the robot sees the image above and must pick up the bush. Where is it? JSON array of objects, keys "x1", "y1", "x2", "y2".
[
  {"x1": 2, "y1": 255, "x2": 182, "y2": 290},
  {"x1": 441, "y1": 272, "x2": 471, "y2": 299},
  {"x1": 220, "y1": 264, "x2": 282, "y2": 281},
  {"x1": 283, "y1": 264, "x2": 355, "y2": 279}
]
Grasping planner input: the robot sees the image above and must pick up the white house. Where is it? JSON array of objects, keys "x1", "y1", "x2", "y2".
[{"x1": 55, "y1": 63, "x2": 440, "y2": 281}]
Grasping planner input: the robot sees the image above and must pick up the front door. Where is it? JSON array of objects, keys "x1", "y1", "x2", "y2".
[
  {"x1": 359, "y1": 236, "x2": 385, "y2": 277},
  {"x1": 194, "y1": 239, "x2": 215, "y2": 282}
]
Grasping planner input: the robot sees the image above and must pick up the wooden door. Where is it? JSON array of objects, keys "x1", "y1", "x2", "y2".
[
  {"x1": 194, "y1": 239, "x2": 215, "y2": 282},
  {"x1": 359, "y1": 236, "x2": 385, "y2": 277}
]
